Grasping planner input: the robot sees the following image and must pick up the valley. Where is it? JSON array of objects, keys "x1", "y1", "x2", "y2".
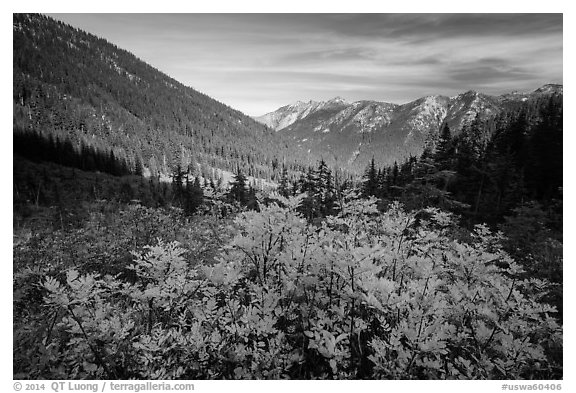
[{"x1": 12, "y1": 13, "x2": 563, "y2": 382}]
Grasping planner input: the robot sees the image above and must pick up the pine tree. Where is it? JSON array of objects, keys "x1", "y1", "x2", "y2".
[
  {"x1": 134, "y1": 154, "x2": 144, "y2": 176},
  {"x1": 291, "y1": 180, "x2": 299, "y2": 196},
  {"x1": 303, "y1": 166, "x2": 318, "y2": 194},
  {"x1": 316, "y1": 159, "x2": 336, "y2": 216},
  {"x1": 278, "y1": 165, "x2": 290, "y2": 197},
  {"x1": 391, "y1": 161, "x2": 399, "y2": 186},
  {"x1": 434, "y1": 123, "x2": 454, "y2": 170},
  {"x1": 183, "y1": 176, "x2": 203, "y2": 215},
  {"x1": 299, "y1": 165, "x2": 320, "y2": 221},
  {"x1": 377, "y1": 167, "x2": 391, "y2": 198},
  {"x1": 362, "y1": 157, "x2": 378, "y2": 197},
  {"x1": 246, "y1": 184, "x2": 259, "y2": 211},
  {"x1": 171, "y1": 165, "x2": 185, "y2": 204},
  {"x1": 228, "y1": 167, "x2": 248, "y2": 205}
]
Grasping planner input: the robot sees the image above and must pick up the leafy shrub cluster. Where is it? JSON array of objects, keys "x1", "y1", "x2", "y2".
[
  {"x1": 14, "y1": 201, "x2": 234, "y2": 274},
  {"x1": 14, "y1": 195, "x2": 561, "y2": 379}
]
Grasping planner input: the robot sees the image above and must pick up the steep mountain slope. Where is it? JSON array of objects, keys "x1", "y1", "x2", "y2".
[
  {"x1": 13, "y1": 13, "x2": 310, "y2": 184},
  {"x1": 254, "y1": 97, "x2": 349, "y2": 130},
  {"x1": 257, "y1": 86, "x2": 562, "y2": 172}
]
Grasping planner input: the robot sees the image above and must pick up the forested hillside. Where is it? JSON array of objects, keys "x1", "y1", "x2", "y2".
[{"x1": 13, "y1": 13, "x2": 313, "y2": 184}]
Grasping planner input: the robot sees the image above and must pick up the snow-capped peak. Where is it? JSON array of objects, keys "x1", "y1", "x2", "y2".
[
  {"x1": 534, "y1": 84, "x2": 563, "y2": 95},
  {"x1": 288, "y1": 100, "x2": 312, "y2": 109},
  {"x1": 326, "y1": 96, "x2": 348, "y2": 105}
]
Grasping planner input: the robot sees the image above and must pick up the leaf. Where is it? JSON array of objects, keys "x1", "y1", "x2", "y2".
[
  {"x1": 83, "y1": 361, "x2": 98, "y2": 373},
  {"x1": 66, "y1": 269, "x2": 79, "y2": 284},
  {"x1": 329, "y1": 359, "x2": 337, "y2": 374}
]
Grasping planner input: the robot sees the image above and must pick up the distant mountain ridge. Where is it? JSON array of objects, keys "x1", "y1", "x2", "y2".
[
  {"x1": 255, "y1": 84, "x2": 562, "y2": 171},
  {"x1": 254, "y1": 97, "x2": 349, "y2": 130}
]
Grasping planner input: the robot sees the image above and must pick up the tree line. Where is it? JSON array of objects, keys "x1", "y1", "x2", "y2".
[
  {"x1": 360, "y1": 95, "x2": 562, "y2": 225},
  {"x1": 14, "y1": 127, "x2": 134, "y2": 177}
]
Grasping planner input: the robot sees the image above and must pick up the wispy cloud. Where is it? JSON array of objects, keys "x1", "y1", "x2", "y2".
[
  {"x1": 447, "y1": 58, "x2": 533, "y2": 83},
  {"x1": 275, "y1": 47, "x2": 377, "y2": 65},
  {"x1": 49, "y1": 13, "x2": 563, "y2": 116},
  {"x1": 306, "y1": 14, "x2": 562, "y2": 43}
]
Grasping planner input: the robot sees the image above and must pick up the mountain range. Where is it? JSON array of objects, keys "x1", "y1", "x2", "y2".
[
  {"x1": 13, "y1": 13, "x2": 562, "y2": 184},
  {"x1": 254, "y1": 85, "x2": 563, "y2": 171}
]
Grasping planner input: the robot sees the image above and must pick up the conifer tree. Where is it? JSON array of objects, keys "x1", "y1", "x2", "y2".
[
  {"x1": 316, "y1": 159, "x2": 336, "y2": 216},
  {"x1": 303, "y1": 166, "x2": 318, "y2": 194},
  {"x1": 228, "y1": 167, "x2": 248, "y2": 205},
  {"x1": 362, "y1": 157, "x2": 378, "y2": 197},
  {"x1": 391, "y1": 161, "x2": 399, "y2": 186},
  {"x1": 291, "y1": 180, "x2": 299, "y2": 197},
  {"x1": 278, "y1": 165, "x2": 290, "y2": 197},
  {"x1": 246, "y1": 184, "x2": 259, "y2": 211},
  {"x1": 434, "y1": 123, "x2": 454, "y2": 170},
  {"x1": 171, "y1": 165, "x2": 185, "y2": 204},
  {"x1": 134, "y1": 154, "x2": 144, "y2": 176},
  {"x1": 183, "y1": 175, "x2": 203, "y2": 215}
]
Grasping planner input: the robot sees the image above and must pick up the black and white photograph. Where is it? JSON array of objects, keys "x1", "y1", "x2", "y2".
[{"x1": 12, "y1": 8, "x2": 564, "y2": 386}]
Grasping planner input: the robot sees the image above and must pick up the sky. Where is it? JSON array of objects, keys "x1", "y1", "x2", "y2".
[{"x1": 48, "y1": 13, "x2": 563, "y2": 116}]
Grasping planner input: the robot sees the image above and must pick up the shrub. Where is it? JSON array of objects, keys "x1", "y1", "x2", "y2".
[{"x1": 14, "y1": 195, "x2": 562, "y2": 379}]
